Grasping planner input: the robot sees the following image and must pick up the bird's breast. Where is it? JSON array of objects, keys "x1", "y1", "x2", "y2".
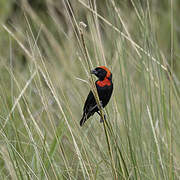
[{"x1": 96, "y1": 78, "x2": 111, "y2": 87}]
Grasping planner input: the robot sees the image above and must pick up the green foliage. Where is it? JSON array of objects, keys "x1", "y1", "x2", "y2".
[{"x1": 0, "y1": 0, "x2": 180, "y2": 179}]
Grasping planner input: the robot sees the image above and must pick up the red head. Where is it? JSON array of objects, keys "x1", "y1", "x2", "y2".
[
  {"x1": 91, "y1": 66, "x2": 112, "y2": 87},
  {"x1": 91, "y1": 66, "x2": 112, "y2": 81}
]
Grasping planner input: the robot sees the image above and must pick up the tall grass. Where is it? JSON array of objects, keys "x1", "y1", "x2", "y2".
[{"x1": 0, "y1": 0, "x2": 180, "y2": 179}]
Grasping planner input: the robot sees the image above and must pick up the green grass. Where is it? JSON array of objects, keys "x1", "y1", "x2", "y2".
[{"x1": 0, "y1": 0, "x2": 180, "y2": 179}]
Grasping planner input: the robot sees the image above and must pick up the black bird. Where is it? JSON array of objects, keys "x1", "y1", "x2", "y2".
[{"x1": 80, "y1": 66, "x2": 113, "y2": 126}]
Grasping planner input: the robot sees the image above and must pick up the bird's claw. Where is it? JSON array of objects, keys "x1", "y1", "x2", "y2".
[{"x1": 100, "y1": 114, "x2": 106, "y2": 123}]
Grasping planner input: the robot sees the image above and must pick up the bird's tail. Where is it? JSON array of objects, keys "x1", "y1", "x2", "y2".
[
  {"x1": 80, "y1": 113, "x2": 90, "y2": 126},
  {"x1": 80, "y1": 116, "x2": 86, "y2": 126},
  {"x1": 80, "y1": 114, "x2": 87, "y2": 126}
]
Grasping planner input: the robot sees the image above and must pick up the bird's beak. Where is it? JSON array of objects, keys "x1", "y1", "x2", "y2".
[{"x1": 91, "y1": 69, "x2": 97, "y2": 75}]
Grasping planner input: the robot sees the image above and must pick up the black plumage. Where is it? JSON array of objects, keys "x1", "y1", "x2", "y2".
[{"x1": 80, "y1": 66, "x2": 113, "y2": 126}]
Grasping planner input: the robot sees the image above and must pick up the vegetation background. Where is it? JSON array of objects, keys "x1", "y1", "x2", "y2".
[{"x1": 0, "y1": 0, "x2": 180, "y2": 179}]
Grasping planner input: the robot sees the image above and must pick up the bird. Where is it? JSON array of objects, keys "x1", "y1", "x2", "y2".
[{"x1": 80, "y1": 66, "x2": 113, "y2": 126}]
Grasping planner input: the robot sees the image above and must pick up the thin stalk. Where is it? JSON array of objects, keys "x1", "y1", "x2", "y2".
[
  {"x1": 79, "y1": 25, "x2": 118, "y2": 179},
  {"x1": 169, "y1": 0, "x2": 174, "y2": 179}
]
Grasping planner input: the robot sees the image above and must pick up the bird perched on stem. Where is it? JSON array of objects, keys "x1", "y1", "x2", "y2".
[{"x1": 80, "y1": 66, "x2": 113, "y2": 126}]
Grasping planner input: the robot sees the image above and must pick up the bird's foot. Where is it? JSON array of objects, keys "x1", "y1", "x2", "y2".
[
  {"x1": 100, "y1": 114, "x2": 106, "y2": 123},
  {"x1": 97, "y1": 111, "x2": 106, "y2": 123}
]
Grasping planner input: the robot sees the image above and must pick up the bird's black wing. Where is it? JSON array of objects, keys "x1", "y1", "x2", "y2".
[
  {"x1": 80, "y1": 90, "x2": 98, "y2": 126},
  {"x1": 83, "y1": 90, "x2": 96, "y2": 112}
]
